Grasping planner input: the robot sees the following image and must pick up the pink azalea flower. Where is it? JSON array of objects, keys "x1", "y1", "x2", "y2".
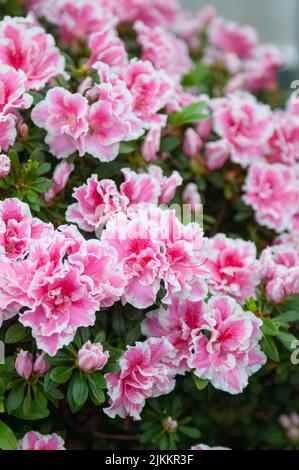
[
  {"x1": 20, "y1": 265, "x2": 99, "y2": 356},
  {"x1": 154, "y1": 208, "x2": 209, "y2": 303},
  {"x1": 0, "y1": 114, "x2": 17, "y2": 152},
  {"x1": 0, "y1": 198, "x2": 52, "y2": 260},
  {"x1": 0, "y1": 154, "x2": 11, "y2": 178},
  {"x1": 212, "y1": 92, "x2": 273, "y2": 167},
  {"x1": 85, "y1": 64, "x2": 143, "y2": 162},
  {"x1": 19, "y1": 431, "x2": 65, "y2": 450},
  {"x1": 182, "y1": 183, "x2": 201, "y2": 213},
  {"x1": 135, "y1": 21, "x2": 192, "y2": 81},
  {"x1": 102, "y1": 207, "x2": 209, "y2": 308},
  {"x1": 0, "y1": 15, "x2": 67, "y2": 90},
  {"x1": 191, "y1": 444, "x2": 230, "y2": 450},
  {"x1": 111, "y1": 0, "x2": 179, "y2": 28},
  {"x1": 15, "y1": 349, "x2": 34, "y2": 380},
  {"x1": 101, "y1": 211, "x2": 165, "y2": 309},
  {"x1": 189, "y1": 296, "x2": 266, "y2": 394},
  {"x1": 147, "y1": 165, "x2": 182, "y2": 204},
  {"x1": 68, "y1": 239, "x2": 126, "y2": 308},
  {"x1": 50, "y1": 0, "x2": 115, "y2": 44},
  {"x1": 0, "y1": 255, "x2": 37, "y2": 321},
  {"x1": 204, "y1": 139, "x2": 230, "y2": 170},
  {"x1": 141, "y1": 126, "x2": 162, "y2": 162},
  {"x1": 44, "y1": 161, "x2": 74, "y2": 203},
  {"x1": 260, "y1": 243, "x2": 299, "y2": 303},
  {"x1": 66, "y1": 175, "x2": 126, "y2": 232},
  {"x1": 86, "y1": 29, "x2": 128, "y2": 70},
  {"x1": 173, "y1": 6, "x2": 216, "y2": 50},
  {"x1": 206, "y1": 234, "x2": 261, "y2": 302},
  {"x1": 0, "y1": 65, "x2": 32, "y2": 115},
  {"x1": 183, "y1": 128, "x2": 203, "y2": 158},
  {"x1": 142, "y1": 297, "x2": 210, "y2": 373},
  {"x1": 120, "y1": 168, "x2": 161, "y2": 206},
  {"x1": 104, "y1": 337, "x2": 176, "y2": 420},
  {"x1": 209, "y1": 17, "x2": 258, "y2": 60},
  {"x1": 78, "y1": 340, "x2": 109, "y2": 372},
  {"x1": 266, "y1": 111, "x2": 299, "y2": 165},
  {"x1": 31, "y1": 87, "x2": 89, "y2": 159},
  {"x1": 244, "y1": 45, "x2": 285, "y2": 93},
  {"x1": 243, "y1": 163, "x2": 299, "y2": 233},
  {"x1": 123, "y1": 59, "x2": 174, "y2": 127}
]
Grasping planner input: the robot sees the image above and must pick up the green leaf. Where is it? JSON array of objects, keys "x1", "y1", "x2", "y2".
[
  {"x1": 275, "y1": 311, "x2": 299, "y2": 323},
  {"x1": 31, "y1": 177, "x2": 53, "y2": 193},
  {"x1": 169, "y1": 102, "x2": 209, "y2": 127},
  {"x1": 261, "y1": 318, "x2": 280, "y2": 337},
  {"x1": 8, "y1": 149, "x2": 20, "y2": 176},
  {"x1": 276, "y1": 332, "x2": 298, "y2": 351},
  {"x1": 0, "y1": 421, "x2": 18, "y2": 450},
  {"x1": 277, "y1": 294, "x2": 299, "y2": 313},
  {"x1": 262, "y1": 335, "x2": 279, "y2": 362},
  {"x1": 89, "y1": 387, "x2": 105, "y2": 406},
  {"x1": 160, "y1": 136, "x2": 181, "y2": 153},
  {"x1": 111, "y1": 306, "x2": 126, "y2": 337},
  {"x1": 244, "y1": 297, "x2": 258, "y2": 313},
  {"x1": 6, "y1": 382, "x2": 26, "y2": 414},
  {"x1": 192, "y1": 375, "x2": 209, "y2": 391},
  {"x1": 179, "y1": 426, "x2": 201, "y2": 439},
  {"x1": 50, "y1": 366, "x2": 74, "y2": 384},
  {"x1": 94, "y1": 331, "x2": 106, "y2": 343},
  {"x1": 0, "y1": 378, "x2": 5, "y2": 396},
  {"x1": 32, "y1": 384, "x2": 48, "y2": 411},
  {"x1": 30, "y1": 149, "x2": 45, "y2": 163},
  {"x1": 87, "y1": 372, "x2": 106, "y2": 405},
  {"x1": 44, "y1": 353, "x2": 74, "y2": 367},
  {"x1": 182, "y1": 62, "x2": 209, "y2": 87},
  {"x1": 72, "y1": 372, "x2": 88, "y2": 407},
  {"x1": 125, "y1": 323, "x2": 141, "y2": 345},
  {"x1": 119, "y1": 142, "x2": 136, "y2": 154},
  {"x1": 5, "y1": 323, "x2": 30, "y2": 344},
  {"x1": 14, "y1": 388, "x2": 49, "y2": 420},
  {"x1": 87, "y1": 372, "x2": 106, "y2": 390},
  {"x1": 37, "y1": 163, "x2": 51, "y2": 176}
]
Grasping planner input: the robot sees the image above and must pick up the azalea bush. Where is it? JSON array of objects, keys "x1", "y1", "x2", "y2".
[{"x1": 0, "y1": 0, "x2": 299, "y2": 452}]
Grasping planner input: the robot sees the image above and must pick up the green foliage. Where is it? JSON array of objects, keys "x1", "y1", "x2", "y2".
[
  {"x1": 0, "y1": 421, "x2": 18, "y2": 450},
  {"x1": 0, "y1": 150, "x2": 52, "y2": 212},
  {"x1": 169, "y1": 102, "x2": 210, "y2": 127},
  {"x1": 140, "y1": 397, "x2": 200, "y2": 450}
]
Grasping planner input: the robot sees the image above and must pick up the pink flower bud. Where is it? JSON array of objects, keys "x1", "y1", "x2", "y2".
[
  {"x1": 0, "y1": 154, "x2": 11, "y2": 178},
  {"x1": 163, "y1": 416, "x2": 178, "y2": 433},
  {"x1": 33, "y1": 352, "x2": 51, "y2": 375},
  {"x1": 182, "y1": 183, "x2": 202, "y2": 215},
  {"x1": 78, "y1": 341, "x2": 109, "y2": 372},
  {"x1": 141, "y1": 127, "x2": 161, "y2": 162},
  {"x1": 15, "y1": 350, "x2": 34, "y2": 380},
  {"x1": 205, "y1": 139, "x2": 230, "y2": 170},
  {"x1": 183, "y1": 128, "x2": 202, "y2": 158}
]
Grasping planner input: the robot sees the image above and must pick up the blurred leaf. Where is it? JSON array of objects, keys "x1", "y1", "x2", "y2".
[
  {"x1": 169, "y1": 102, "x2": 210, "y2": 127},
  {"x1": 5, "y1": 324, "x2": 30, "y2": 344},
  {"x1": 0, "y1": 421, "x2": 18, "y2": 450},
  {"x1": 50, "y1": 366, "x2": 74, "y2": 384},
  {"x1": 262, "y1": 336, "x2": 279, "y2": 362}
]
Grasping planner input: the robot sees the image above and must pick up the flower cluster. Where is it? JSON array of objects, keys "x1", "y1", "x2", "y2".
[
  {"x1": 0, "y1": 0, "x2": 297, "y2": 453},
  {"x1": 66, "y1": 166, "x2": 182, "y2": 231},
  {"x1": 0, "y1": 198, "x2": 126, "y2": 354},
  {"x1": 142, "y1": 295, "x2": 266, "y2": 396}
]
